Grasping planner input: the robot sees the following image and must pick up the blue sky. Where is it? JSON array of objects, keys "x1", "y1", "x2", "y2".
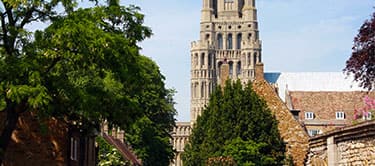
[{"x1": 120, "y1": 0, "x2": 374, "y2": 122}]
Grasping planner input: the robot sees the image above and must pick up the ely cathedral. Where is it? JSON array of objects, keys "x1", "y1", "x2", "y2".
[
  {"x1": 190, "y1": 0, "x2": 261, "y2": 123},
  {"x1": 172, "y1": 0, "x2": 266, "y2": 165},
  {"x1": 172, "y1": 0, "x2": 375, "y2": 165}
]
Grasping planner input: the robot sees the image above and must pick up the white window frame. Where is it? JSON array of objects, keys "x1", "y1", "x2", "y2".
[
  {"x1": 305, "y1": 112, "x2": 314, "y2": 120},
  {"x1": 363, "y1": 112, "x2": 372, "y2": 120},
  {"x1": 70, "y1": 137, "x2": 78, "y2": 161},
  {"x1": 308, "y1": 129, "x2": 321, "y2": 136},
  {"x1": 336, "y1": 112, "x2": 345, "y2": 120}
]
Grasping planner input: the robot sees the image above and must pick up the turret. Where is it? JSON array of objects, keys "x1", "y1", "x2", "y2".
[
  {"x1": 201, "y1": 0, "x2": 214, "y2": 22},
  {"x1": 242, "y1": 0, "x2": 257, "y2": 21}
]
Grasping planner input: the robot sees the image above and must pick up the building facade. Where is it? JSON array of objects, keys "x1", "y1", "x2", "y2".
[
  {"x1": 171, "y1": 1, "x2": 374, "y2": 166},
  {"x1": 265, "y1": 72, "x2": 375, "y2": 136},
  {"x1": 190, "y1": 0, "x2": 261, "y2": 123},
  {"x1": 172, "y1": 0, "x2": 263, "y2": 165}
]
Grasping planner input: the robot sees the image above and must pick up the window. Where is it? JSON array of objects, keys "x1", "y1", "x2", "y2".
[
  {"x1": 218, "y1": 61, "x2": 223, "y2": 78},
  {"x1": 308, "y1": 129, "x2": 321, "y2": 137},
  {"x1": 70, "y1": 137, "x2": 78, "y2": 161},
  {"x1": 201, "y1": 82, "x2": 204, "y2": 98},
  {"x1": 247, "y1": 53, "x2": 251, "y2": 67},
  {"x1": 247, "y1": 33, "x2": 252, "y2": 40},
  {"x1": 253, "y1": 52, "x2": 257, "y2": 66},
  {"x1": 194, "y1": 53, "x2": 198, "y2": 66},
  {"x1": 236, "y1": 61, "x2": 241, "y2": 76},
  {"x1": 237, "y1": 33, "x2": 242, "y2": 49},
  {"x1": 363, "y1": 112, "x2": 372, "y2": 120},
  {"x1": 336, "y1": 112, "x2": 345, "y2": 120},
  {"x1": 227, "y1": 34, "x2": 233, "y2": 50},
  {"x1": 208, "y1": 54, "x2": 212, "y2": 68},
  {"x1": 201, "y1": 53, "x2": 205, "y2": 66},
  {"x1": 229, "y1": 61, "x2": 233, "y2": 77},
  {"x1": 305, "y1": 112, "x2": 314, "y2": 120},
  {"x1": 217, "y1": 34, "x2": 223, "y2": 49}
]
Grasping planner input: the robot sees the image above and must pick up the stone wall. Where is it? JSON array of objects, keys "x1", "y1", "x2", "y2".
[
  {"x1": 252, "y1": 80, "x2": 309, "y2": 166},
  {"x1": 171, "y1": 122, "x2": 191, "y2": 166},
  {"x1": 306, "y1": 120, "x2": 375, "y2": 165}
]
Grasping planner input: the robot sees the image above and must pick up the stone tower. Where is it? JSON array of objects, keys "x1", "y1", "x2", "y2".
[{"x1": 190, "y1": 0, "x2": 262, "y2": 123}]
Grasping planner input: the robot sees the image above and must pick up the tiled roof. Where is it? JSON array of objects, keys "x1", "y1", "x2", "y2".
[{"x1": 264, "y1": 72, "x2": 366, "y2": 102}]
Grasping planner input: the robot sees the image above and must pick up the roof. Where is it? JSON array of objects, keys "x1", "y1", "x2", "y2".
[{"x1": 264, "y1": 72, "x2": 366, "y2": 102}]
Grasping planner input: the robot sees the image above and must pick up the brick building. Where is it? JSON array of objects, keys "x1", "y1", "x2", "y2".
[
  {"x1": 265, "y1": 72, "x2": 375, "y2": 136},
  {"x1": 0, "y1": 111, "x2": 97, "y2": 166}
]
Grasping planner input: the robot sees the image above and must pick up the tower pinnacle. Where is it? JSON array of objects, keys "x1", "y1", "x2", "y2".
[{"x1": 192, "y1": 0, "x2": 262, "y2": 123}]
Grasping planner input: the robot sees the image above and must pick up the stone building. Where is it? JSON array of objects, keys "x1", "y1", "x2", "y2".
[
  {"x1": 172, "y1": 0, "x2": 310, "y2": 165},
  {"x1": 306, "y1": 120, "x2": 375, "y2": 165},
  {"x1": 190, "y1": 0, "x2": 261, "y2": 123},
  {"x1": 172, "y1": 0, "x2": 262, "y2": 165},
  {"x1": 171, "y1": 0, "x2": 374, "y2": 166}
]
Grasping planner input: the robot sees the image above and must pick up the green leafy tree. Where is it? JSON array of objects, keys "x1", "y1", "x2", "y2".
[
  {"x1": 96, "y1": 136, "x2": 131, "y2": 166},
  {"x1": 182, "y1": 80, "x2": 285, "y2": 165},
  {"x1": 125, "y1": 56, "x2": 177, "y2": 166},
  {"x1": 0, "y1": 0, "x2": 175, "y2": 164}
]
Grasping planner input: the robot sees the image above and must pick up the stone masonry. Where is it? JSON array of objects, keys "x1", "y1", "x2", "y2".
[
  {"x1": 306, "y1": 120, "x2": 375, "y2": 165},
  {"x1": 252, "y1": 79, "x2": 309, "y2": 166},
  {"x1": 171, "y1": 1, "x2": 262, "y2": 165},
  {"x1": 171, "y1": 0, "x2": 311, "y2": 165},
  {"x1": 190, "y1": 0, "x2": 261, "y2": 123}
]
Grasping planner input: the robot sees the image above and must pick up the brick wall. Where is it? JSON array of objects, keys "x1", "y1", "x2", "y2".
[
  {"x1": 1, "y1": 111, "x2": 68, "y2": 166},
  {"x1": 253, "y1": 80, "x2": 309, "y2": 166}
]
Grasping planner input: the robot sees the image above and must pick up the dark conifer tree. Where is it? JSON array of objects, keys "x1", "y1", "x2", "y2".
[{"x1": 182, "y1": 80, "x2": 285, "y2": 165}]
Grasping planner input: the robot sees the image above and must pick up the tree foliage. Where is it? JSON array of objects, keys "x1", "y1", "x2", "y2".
[
  {"x1": 344, "y1": 10, "x2": 375, "y2": 91},
  {"x1": 0, "y1": 0, "x2": 175, "y2": 164},
  {"x1": 182, "y1": 81, "x2": 285, "y2": 165},
  {"x1": 96, "y1": 136, "x2": 131, "y2": 166},
  {"x1": 125, "y1": 56, "x2": 176, "y2": 166}
]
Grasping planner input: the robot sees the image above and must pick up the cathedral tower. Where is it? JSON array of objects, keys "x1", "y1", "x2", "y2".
[{"x1": 190, "y1": 0, "x2": 262, "y2": 123}]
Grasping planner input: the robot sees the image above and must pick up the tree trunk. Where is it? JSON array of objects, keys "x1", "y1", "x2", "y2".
[{"x1": 0, "y1": 104, "x2": 20, "y2": 165}]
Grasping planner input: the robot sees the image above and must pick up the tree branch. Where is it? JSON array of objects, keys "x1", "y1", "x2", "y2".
[
  {"x1": 19, "y1": 6, "x2": 36, "y2": 28},
  {"x1": 0, "y1": 12, "x2": 11, "y2": 56},
  {"x1": 44, "y1": 56, "x2": 62, "y2": 75}
]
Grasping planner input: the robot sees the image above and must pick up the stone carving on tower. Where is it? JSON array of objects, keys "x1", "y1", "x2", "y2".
[
  {"x1": 171, "y1": 0, "x2": 262, "y2": 165},
  {"x1": 190, "y1": 0, "x2": 262, "y2": 123}
]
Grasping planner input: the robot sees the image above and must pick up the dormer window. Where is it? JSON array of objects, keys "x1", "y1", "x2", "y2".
[
  {"x1": 363, "y1": 112, "x2": 372, "y2": 120},
  {"x1": 305, "y1": 112, "x2": 314, "y2": 120},
  {"x1": 336, "y1": 112, "x2": 345, "y2": 120}
]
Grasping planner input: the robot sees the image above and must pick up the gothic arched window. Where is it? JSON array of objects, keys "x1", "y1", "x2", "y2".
[
  {"x1": 229, "y1": 61, "x2": 233, "y2": 77},
  {"x1": 237, "y1": 61, "x2": 241, "y2": 76},
  {"x1": 227, "y1": 33, "x2": 233, "y2": 50},
  {"x1": 237, "y1": 33, "x2": 242, "y2": 49},
  {"x1": 254, "y1": 52, "x2": 257, "y2": 65},
  {"x1": 201, "y1": 53, "x2": 205, "y2": 66},
  {"x1": 208, "y1": 54, "x2": 212, "y2": 68},
  {"x1": 195, "y1": 53, "x2": 199, "y2": 66},
  {"x1": 247, "y1": 53, "x2": 251, "y2": 67},
  {"x1": 217, "y1": 34, "x2": 223, "y2": 49}
]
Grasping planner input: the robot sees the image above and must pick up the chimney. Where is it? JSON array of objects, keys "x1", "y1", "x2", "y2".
[{"x1": 255, "y1": 63, "x2": 264, "y2": 80}]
